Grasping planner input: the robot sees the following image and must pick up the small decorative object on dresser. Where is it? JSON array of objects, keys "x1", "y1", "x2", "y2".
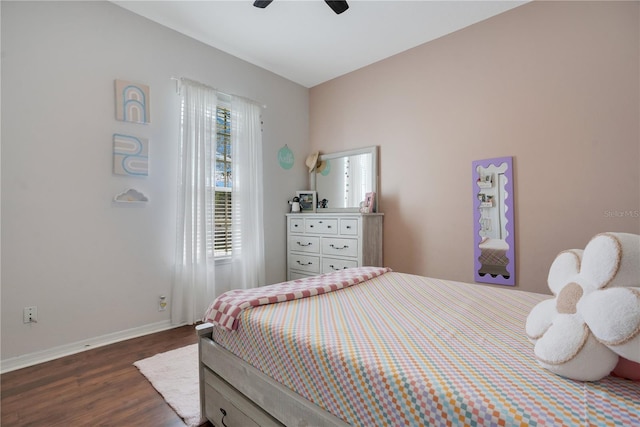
[
  {"x1": 289, "y1": 197, "x2": 301, "y2": 213},
  {"x1": 286, "y1": 212, "x2": 383, "y2": 280},
  {"x1": 360, "y1": 192, "x2": 376, "y2": 213}
]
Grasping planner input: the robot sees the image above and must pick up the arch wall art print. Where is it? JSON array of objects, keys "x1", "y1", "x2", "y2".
[
  {"x1": 115, "y1": 79, "x2": 150, "y2": 124},
  {"x1": 113, "y1": 133, "x2": 149, "y2": 177}
]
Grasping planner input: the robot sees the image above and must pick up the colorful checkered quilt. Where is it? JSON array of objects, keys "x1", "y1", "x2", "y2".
[
  {"x1": 203, "y1": 266, "x2": 391, "y2": 330},
  {"x1": 211, "y1": 272, "x2": 640, "y2": 426}
]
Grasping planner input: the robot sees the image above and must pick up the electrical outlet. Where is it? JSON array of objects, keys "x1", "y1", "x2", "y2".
[
  {"x1": 23, "y1": 306, "x2": 37, "y2": 323},
  {"x1": 158, "y1": 295, "x2": 167, "y2": 312}
]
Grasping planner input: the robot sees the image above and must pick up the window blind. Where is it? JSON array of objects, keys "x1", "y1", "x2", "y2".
[{"x1": 214, "y1": 106, "x2": 233, "y2": 257}]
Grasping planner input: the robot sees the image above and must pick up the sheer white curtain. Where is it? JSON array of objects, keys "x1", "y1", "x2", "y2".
[
  {"x1": 231, "y1": 96, "x2": 266, "y2": 289},
  {"x1": 172, "y1": 79, "x2": 218, "y2": 325}
]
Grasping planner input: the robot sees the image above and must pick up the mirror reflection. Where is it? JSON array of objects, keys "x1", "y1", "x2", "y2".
[
  {"x1": 312, "y1": 146, "x2": 378, "y2": 212},
  {"x1": 473, "y1": 157, "x2": 515, "y2": 286}
]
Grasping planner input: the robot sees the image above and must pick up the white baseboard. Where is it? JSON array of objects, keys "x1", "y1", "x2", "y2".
[{"x1": 0, "y1": 320, "x2": 187, "y2": 374}]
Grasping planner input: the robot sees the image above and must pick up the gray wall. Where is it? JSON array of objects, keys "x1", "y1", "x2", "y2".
[{"x1": 1, "y1": 1, "x2": 309, "y2": 365}]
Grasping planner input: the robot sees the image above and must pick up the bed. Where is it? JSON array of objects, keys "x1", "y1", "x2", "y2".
[
  {"x1": 197, "y1": 267, "x2": 639, "y2": 426},
  {"x1": 478, "y1": 237, "x2": 510, "y2": 278}
]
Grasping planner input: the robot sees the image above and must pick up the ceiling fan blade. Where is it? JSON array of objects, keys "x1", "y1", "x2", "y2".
[
  {"x1": 253, "y1": 0, "x2": 273, "y2": 9},
  {"x1": 325, "y1": 0, "x2": 349, "y2": 14}
]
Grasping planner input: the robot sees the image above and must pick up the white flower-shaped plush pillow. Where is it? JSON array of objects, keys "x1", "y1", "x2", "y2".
[{"x1": 525, "y1": 232, "x2": 640, "y2": 381}]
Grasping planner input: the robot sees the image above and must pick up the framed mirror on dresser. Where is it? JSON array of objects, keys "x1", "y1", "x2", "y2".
[
  {"x1": 288, "y1": 146, "x2": 383, "y2": 279},
  {"x1": 310, "y1": 146, "x2": 378, "y2": 213}
]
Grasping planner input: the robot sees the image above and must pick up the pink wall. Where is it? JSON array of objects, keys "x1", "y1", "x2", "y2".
[{"x1": 309, "y1": 1, "x2": 639, "y2": 294}]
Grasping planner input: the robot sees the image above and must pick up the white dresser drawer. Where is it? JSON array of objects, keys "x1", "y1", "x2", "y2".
[
  {"x1": 289, "y1": 253, "x2": 320, "y2": 274},
  {"x1": 340, "y1": 219, "x2": 358, "y2": 235},
  {"x1": 288, "y1": 236, "x2": 320, "y2": 254},
  {"x1": 289, "y1": 218, "x2": 304, "y2": 233},
  {"x1": 289, "y1": 271, "x2": 314, "y2": 280},
  {"x1": 322, "y1": 237, "x2": 358, "y2": 258},
  {"x1": 322, "y1": 257, "x2": 358, "y2": 273},
  {"x1": 305, "y1": 218, "x2": 338, "y2": 234}
]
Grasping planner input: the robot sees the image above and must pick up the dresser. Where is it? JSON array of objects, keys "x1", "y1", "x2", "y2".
[{"x1": 286, "y1": 213, "x2": 383, "y2": 280}]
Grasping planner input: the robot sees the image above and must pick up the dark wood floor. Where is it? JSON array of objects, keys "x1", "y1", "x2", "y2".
[{"x1": 1, "y1": 325, "x2": 213, "y2": 427}]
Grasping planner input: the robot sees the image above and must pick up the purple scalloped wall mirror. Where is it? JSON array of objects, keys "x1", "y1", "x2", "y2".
[{"x1": 473, "y1": 156, "x2": 515, "y2": 286}]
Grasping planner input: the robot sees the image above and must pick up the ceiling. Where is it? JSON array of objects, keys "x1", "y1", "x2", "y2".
[{"x1": 113, "y1": 1, "x2": 527, "y2": 88}]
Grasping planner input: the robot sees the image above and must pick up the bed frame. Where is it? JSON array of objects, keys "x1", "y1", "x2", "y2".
[{"x1": 197, "y1": 323, "x2": 350, "y2": 427}]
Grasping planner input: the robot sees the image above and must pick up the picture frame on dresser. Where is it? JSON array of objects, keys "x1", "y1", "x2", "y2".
[
  {"x1": 364, "y1": 192, "x2": 376, "y2": 213},
  {"x1": 296, "y1": 191, "x2": 316, "y2": 213}
]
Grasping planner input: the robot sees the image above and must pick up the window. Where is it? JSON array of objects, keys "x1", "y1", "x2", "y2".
[
  {"x1": 213, "y1": 105, "x2": 232, "y2": 258},
  {"x1": 175, "y1": 78, "x2": 265, "y2": 322}
]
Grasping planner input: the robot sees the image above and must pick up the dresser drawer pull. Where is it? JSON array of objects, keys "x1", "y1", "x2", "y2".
[
  {"x1": 296, "y1": 241, "x2": 312, "y2": 247},
  {"x1": 328, "y1": 265, "x2": 349, "y2": 270},
  {"x1": 294, "y1": 224, "x2": 299, "y2": 228},
  {"x1": 297, "y1": 260, "x2": 313, "y2": 266},
  {"x1": 346, "y1": 225, "x2": 352, "y2": 229},
  {"x1": 329, "y1": 244, "x2": 349, "y2": 250},
  {"x1": 327, "y1": 225, "x2": 332, "y2": 228},
  {"x1": 220, "y1": 408, "x2": 228, "y2": 427}
]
